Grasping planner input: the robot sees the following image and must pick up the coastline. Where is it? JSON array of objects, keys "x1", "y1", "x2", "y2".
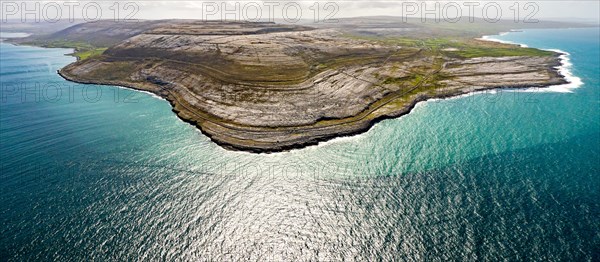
[
  {"x1": 46, "y1": 33, "x2": 572, "y2": 153},
  {"x1": 57, "y1": 61, "x2": 567, "y2": 154},
  {"x1": 479, "y1": 30, "x2": 582, "y2": 93}
]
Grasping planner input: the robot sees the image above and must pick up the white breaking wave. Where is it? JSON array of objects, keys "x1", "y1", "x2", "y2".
[
  {"x1": 112, "y1": 85, "x2": 166, "y2": 101},
  {"x1": 479, "y1": 31, "x2": 583, "y2": 93},
  {"x1": 535, "y1": 49, "x2": 583, "y2": 93},
  {"x1": 479, "y1": 32, "x2": 529, "y2": 48}
]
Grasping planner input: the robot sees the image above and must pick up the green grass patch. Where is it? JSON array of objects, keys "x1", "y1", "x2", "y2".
[
  {"x1": 449, "y1": 46, "x2": 554, "y2": 58},
  {"x1": 343, "y1": 34, "x2": 554, "y2": 58},
  {"x1": 74, "y1": 48, "x2": 108, "y2": 60},
  {"x1": 381, "y1": 75, "x2": 412, "y2": 86},
  {"x1": 32, "y1": 40, "x2": 96, "y2": 50},
  {"x1": 24, "y1": 40, "x2": 109, "y2": 60}
]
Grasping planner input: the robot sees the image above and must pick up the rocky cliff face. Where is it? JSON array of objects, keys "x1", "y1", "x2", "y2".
[{"x1": 59, "y1": 21, "x2": 566, "y2": 152}]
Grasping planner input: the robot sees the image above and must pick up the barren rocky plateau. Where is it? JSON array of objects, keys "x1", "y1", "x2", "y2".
[{"x1": 57, "y1": 21, "x2": 566, "y2": 152}]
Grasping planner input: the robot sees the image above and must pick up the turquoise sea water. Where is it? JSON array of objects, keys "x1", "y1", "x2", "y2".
[{"x1": 1, "y1": 28, "x2": 599, "y2": 260}]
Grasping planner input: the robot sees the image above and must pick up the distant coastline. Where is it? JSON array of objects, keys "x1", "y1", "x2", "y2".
[{"x1": 0, "y1": 32, "x2": 31, "y2": 39}]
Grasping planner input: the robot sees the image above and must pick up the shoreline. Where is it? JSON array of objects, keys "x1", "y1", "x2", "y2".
[
  {"x1": 479, "y1": 30, "x2": 582, "y2": 93},
  {"x1": 45, "y1": 33, "x2": 574, "y2": 153},
  {"x1": 58, "y1": 63, "x2": 567, "y2": 154}
]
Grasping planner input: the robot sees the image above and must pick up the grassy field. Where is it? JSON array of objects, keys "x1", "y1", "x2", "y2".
[
  {"x1": 345, "y1": 35, "x2": 554, "y2": 58},
  {"x1": 24, "y1": 40, "x2": 107, "y2": 60},
  {"x1": 73, "y1": 48, "x2": 108, "y2": 60}
]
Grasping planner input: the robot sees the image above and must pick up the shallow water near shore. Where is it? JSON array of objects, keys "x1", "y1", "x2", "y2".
[{"x1": 1, "y1": 28, "x2": 599, "y2": 260}]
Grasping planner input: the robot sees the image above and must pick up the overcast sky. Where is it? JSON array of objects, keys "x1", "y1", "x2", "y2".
[
  {"x1": 2, "y1": 1, "x2": 599, "y2": 23},
  {"x1": 138, "y1": 1, "x2": 599, "y2": 22}
]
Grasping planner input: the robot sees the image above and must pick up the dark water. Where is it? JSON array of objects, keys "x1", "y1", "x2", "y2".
[{"x1": 1, "y1": 28, "x2": 599, "y2": 260}]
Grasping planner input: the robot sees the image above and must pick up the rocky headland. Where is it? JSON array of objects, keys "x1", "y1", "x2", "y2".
[{"x1": 48, "y1": 20, "x2": 567, "y2": 152}]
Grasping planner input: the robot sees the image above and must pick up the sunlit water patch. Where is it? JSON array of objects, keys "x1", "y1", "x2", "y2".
[{"x1": 1, "y1": 28, "x2": 598, "y2": 260}]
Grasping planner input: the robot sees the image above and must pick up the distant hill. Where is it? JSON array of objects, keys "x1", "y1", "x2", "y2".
[
  {"x1": 7, "y1": 17, "x2": 593, "y2": 49},
  {"x1": 11, "y1": 20, "x2": 181, "y2": 47}
]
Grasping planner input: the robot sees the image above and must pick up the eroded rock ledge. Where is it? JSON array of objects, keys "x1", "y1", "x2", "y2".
[{"x1": 59, "y1": 21, "x2": 566, "y2": 153}]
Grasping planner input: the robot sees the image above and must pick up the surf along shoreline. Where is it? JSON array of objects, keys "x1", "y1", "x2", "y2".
[{"x1": 17, "y1": 29, "x2": 574, "y2": 154}]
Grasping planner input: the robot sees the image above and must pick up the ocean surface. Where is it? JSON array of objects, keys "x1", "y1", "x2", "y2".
[{"x1": 1, "y1": 28, "x2": 598, "y2": 260}]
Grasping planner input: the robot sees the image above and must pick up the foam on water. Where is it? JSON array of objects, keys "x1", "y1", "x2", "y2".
[
  {"x1": 117, "y1": 85, "x2": 166, "y2": 101},
  {"x1": 479, "y1": 31, "x2": 529, "y2": 47},
  {"x1": 480, "y1": 32, "x2": 583, "y2": 93}
]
